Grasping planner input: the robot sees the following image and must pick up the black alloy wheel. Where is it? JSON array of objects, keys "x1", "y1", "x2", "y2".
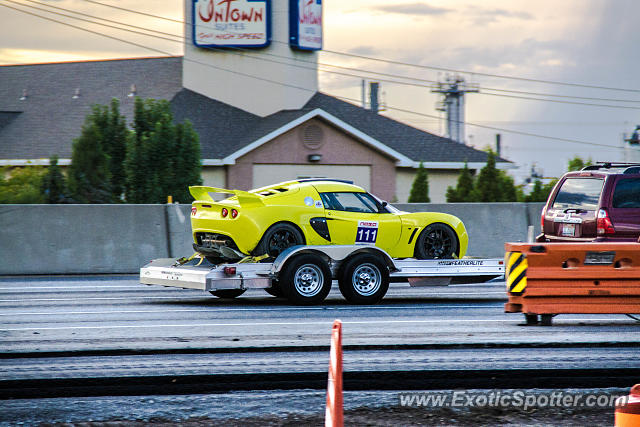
[
  {"x1": 415, "y1": 223, "x2": 459, "y2": 259},
  {"x1": 254, "y1": 223, "x2": 304, "y2": 257}
]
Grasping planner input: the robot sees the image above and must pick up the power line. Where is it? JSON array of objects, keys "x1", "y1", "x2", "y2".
[
  {"x1": 336, "y1": 96, "x2": 625, "y2": 150},
  {"x1": 80, "y1": 0, "x2": 183, "y2": 24},
  {"x1": 0, "y1": 1, "x2": 628, "y2": 152},
  {"x1": 4, "y1": 0, "x2": 182, "y2": 43},
  {"x1": 18, "y1": 0, "x2": 640, "y2": 106},
  {"x1": 17, "y1": 0, "x2": 182, "y2": 40},
  {"x1": 75, "y1": 0, "x2": 640, "y2": 94}
]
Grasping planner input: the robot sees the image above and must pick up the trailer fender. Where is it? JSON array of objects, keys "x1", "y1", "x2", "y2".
[{"x1": 271, "y1": 245, "x2": 397, "y2": 277}]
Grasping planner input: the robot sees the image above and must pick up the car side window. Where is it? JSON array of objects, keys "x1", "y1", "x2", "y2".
[
  {"x1": 320, "y1": 192, "x2": 380, "y2": 213},
  {"x1": 612, "y1": 178, "x2": 640, "y2": 208}
]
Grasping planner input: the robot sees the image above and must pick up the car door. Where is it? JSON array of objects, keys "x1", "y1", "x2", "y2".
[
  {"x1": 609, "y1": 176, "x2": 640, "y2": 239},
  {"x1": 319, "y1": 192, "x2": 401, "y2": 249}
]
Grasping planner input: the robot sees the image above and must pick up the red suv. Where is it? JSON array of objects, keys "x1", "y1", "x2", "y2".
[{"x1": 538, "y1": 162, "x2": 640, "y2": 242}]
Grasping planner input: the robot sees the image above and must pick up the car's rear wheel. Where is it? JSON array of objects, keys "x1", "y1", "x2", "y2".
[
  {"x1": 210, "y1": 289, "x2": 246, "y2": 299},
  {"x1": 254, "y1": 223, "x2": 304, "y2": 257},
  {"x1": 279, "y1": 254, "x2": 332, "y2": 305},
  {"x1": 415, "y1": 223, "x2": 459, "y2": 259}
]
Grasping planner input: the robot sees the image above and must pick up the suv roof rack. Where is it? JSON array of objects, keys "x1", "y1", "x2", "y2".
[
  {"x1": 296, "y1": 178, "x2": 355, "y2": 184},
  {"x1": 582, "y1": 162, "x2": 640, "y2": 172}
]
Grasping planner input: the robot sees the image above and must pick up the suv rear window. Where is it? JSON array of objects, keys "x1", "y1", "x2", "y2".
[
  {"x1": 612, "y1": 178, "x2": 640, "y2": 208},
  {"x1": 552, "y1": 178, "x2": 604, "y2": 210}
]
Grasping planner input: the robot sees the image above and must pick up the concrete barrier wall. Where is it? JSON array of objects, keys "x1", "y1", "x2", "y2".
[
  {"x1": 396, "y1": 203, "x2": 544, "y2": 258},
  {"x1": 0, "y1": 205, "x2": 169, "y2": 275},
  {"x1": 0, "y1": 203, "x2": 545, "y2": 275}
]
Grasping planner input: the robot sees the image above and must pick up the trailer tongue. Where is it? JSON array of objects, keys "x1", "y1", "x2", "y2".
[{"x1": 140, "y1": 245, "x2": 505, "y2": 304}]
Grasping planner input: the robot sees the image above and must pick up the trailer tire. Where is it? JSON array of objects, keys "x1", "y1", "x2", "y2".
[
  {"x1": 279, "y1": 254, "x2": 331, "y2": 305},
  {"x1": 264, "y1": 280, "x2": 284, "y2": 297},
  {"x1": 338, "y1": 254, "x2": 389, "y2": 304},
  {"x1": 210, "y1": 289, "x2": 246, "y2": 299}
]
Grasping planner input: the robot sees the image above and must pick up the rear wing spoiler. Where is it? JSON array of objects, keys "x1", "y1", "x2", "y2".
[{"x1": 189, "y1": 186, "x2": 264, "y2": 207}]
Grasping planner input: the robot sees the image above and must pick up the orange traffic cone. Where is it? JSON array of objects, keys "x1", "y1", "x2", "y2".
[
  {"x1": 325, "y1": 319, "x2": 343, "y2": 427},
  {"x1": 615, "y1": 384, "x2": 640, "y2": 426}
]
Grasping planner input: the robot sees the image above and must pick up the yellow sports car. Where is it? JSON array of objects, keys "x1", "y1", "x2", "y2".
[{"x1": 189, "y1": 179, "x2": 468, "y2": 260}]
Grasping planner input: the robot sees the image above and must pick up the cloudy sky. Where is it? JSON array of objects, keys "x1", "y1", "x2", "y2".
[{"x1": 1, "y1": 0, "x2": 639, "y2": 182}]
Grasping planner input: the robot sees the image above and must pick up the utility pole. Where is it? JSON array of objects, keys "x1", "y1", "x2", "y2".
[{"x1": 432, "y1": 75, "x2": 479, "y2": 143}]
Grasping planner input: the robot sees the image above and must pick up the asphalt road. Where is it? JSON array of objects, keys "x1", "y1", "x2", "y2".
[
  {"x1": 1, "y1": 275, "x2": 638, "y2": 424},
  {"x1": 1, "y1": 275, "x2": 639, "y2": 355}
]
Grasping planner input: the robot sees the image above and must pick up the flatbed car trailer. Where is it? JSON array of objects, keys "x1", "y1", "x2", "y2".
[{"x1": 140, "y1": 245, "x2": 505, "y2": 304}]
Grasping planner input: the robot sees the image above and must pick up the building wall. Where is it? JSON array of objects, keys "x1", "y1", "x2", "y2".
[
  {"x1": 396, "y1": 168, "x2": 461, "y2": 203},
  {"x1": 183, "y1": 0, "x2": 318, "y2": 117},
  {"x1": 201, "y1": 167, "x2": 226, "y2": 188},
  {"x1": 252, "y1": 164, "x2": 371, "y2": 190},
  {"x1": 226, "y1": 118, "x2": 397, "y2": 200}
]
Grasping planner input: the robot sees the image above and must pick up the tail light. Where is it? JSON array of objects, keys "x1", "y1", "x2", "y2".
[
  {"x1": 191, "y1": 207, "x2": 197, "y2": 216},
  {"x1": 231, "y1": 209, "x2": 238, "y2": 218},
  {"x1": 540, "y1": 207, "x2": 547, "y2": 232},
  {"x1": 223, "y1": 266, "x2": 236, "y2": 275},
  {"x1": 597, "y1": 208, "x2": 615, "y2": 235},
  {"x1": 221, "y1": 208, "x2": 228, "y2": 217}
]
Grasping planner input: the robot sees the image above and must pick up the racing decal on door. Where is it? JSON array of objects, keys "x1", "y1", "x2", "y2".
[{"x1": 356, "y1": 220, "x2": 378, "y2": 244}]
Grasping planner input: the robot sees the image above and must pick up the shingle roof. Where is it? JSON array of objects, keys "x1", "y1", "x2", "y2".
[
  {"x1": 169, "y1": 88, "x2": 313, "y2": 159},
  {"x1": 0, "y1": 56, "x2": 508, "y2": 166},
  {"x1": 0, "y1": 57, "x2": 182, "y2": 159},
  {"x1": 304, "y1": 92, "x2": 502, "y2": 164}
]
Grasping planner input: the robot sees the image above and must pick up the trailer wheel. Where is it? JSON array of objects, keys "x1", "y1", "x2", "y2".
[
  {"x1": 210, "y1": 289, "x2": 246, "y2": 299},
  {"x1": 264, "y1": 280, "x2": 284, "y2": 297},
  {"x1": 279, "y1": 254, "x2": 331, "y2": 305},
  {"x1": 338, "y1": 254, "x2": 389, "y2": 304}
]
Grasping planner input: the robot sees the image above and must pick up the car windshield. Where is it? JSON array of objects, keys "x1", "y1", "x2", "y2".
[
  {"x1": 368, "y1": 192, "x2": 401, "y2": 213},
  {"x1": 552, "y1": 178, "x2": 604, "y2": 210}
]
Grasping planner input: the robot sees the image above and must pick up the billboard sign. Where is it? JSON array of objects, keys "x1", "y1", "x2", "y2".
[
  {"x1": 193, "y1": 0, "x2": 271, "y2": 48},
  {"x1": 289, "y1": 0, "x2": 322, "y2": 50}
]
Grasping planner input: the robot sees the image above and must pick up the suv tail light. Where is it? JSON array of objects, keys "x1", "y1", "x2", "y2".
[{"x1": 597, "y1": 208, "x2": 615, "y2": 235}]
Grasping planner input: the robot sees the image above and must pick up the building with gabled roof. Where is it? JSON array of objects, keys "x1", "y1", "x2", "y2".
[{"x1": 0, "y1": 0, "x2": 512, "y2": 202}]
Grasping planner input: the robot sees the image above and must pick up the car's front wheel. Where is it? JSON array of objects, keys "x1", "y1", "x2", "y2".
[
  {"x1": 415, "y1": 223, "x2": 459, "y2": 259},
  {"x1": 253, "y1": 223, "x2": 304, "y2": 257}
]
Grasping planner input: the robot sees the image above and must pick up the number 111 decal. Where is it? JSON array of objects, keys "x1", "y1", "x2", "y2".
[{"x1": 356, "y1": 220, "x2": 379, "y2": 244}]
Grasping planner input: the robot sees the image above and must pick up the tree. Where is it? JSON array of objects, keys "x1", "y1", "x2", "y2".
[
  {"x1": 41, "y1": 155, "x2": 68, "y2": 203},
  {"x1": 0, "y1": 166, "x2": 46, "y2": 204},
  {"x1": 567, "y1": 156, "x2": 593, "y2": 172},
  {"x1": 446, "y1": 162, "x2": 475, "y2": 202},
  {"x1": 67, "y1": 117, "x2": 112, "y2": 203},
  {"x1": 472, "y1": 151, "x2": 503, "y2": 202},
  {"x1": 124, "y1": 98, "x2": 202, "y2": 203},
  {"x1": 102, "y1": 99, "x2": 128, "y2": 201},
  {"x1": 171, "y1": 121, "x2": 202, "y2": 203},
  {"x1": 408, "y1": 162, "x2": 430, "y2": 203},
  {"x1": 522, "y1": 179, "x2": 557, "y2": 203}
]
